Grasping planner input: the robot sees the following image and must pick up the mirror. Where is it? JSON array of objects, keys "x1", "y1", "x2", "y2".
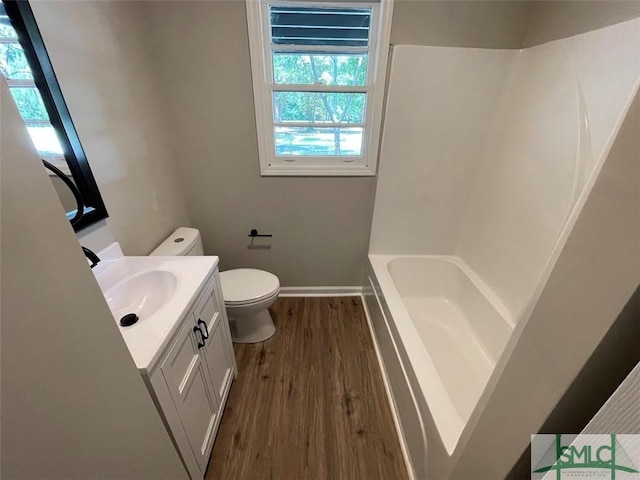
[
  {"x1": 1, "y1": 1, "x2": 107, "y2": 231},
  {"x1": 50, "y1": 169, "x2": 80, "y2": 212}
]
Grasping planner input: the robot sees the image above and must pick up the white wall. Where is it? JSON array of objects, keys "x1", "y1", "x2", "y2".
[
  {"x1": 507, "y1": 287, "x2": 639, "y2": 478},
  {"x1": 583, "y1": 361, "x2": 640, "y2": 434},
  {"x1": 131, "y1": 0, "x2": 531, "y2": 287},
  {"x1": 0, "y1": 80, "x2": 188, "y2": 479},
  {"x1": 137, "y1": 0, "x2": 376, "y2": 286},
  {"x1": 35, "y1": 0, "x2": 635, "y2": 263},
  {"x1": 30, "y1": 1, "x2": 191, "y2": 255},
  {"x1": 50, "y1": 175, "x2": 78, "y2": 211},
  {"x1": 369, "y1": 46, "x2": 516, "y2": 255},
  {"x1": 523, "y1": 0, "x2": 640, "y2": 47},
  {"x1": 391, "y1": 0, "x2": 534, "y2": 48}
]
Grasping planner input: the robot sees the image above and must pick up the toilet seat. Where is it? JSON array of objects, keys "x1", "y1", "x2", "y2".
[
  {"x1": 224, "y1": 289, "x2": 280, "y2": 307},
  {"x1": 220, "y1": 269, "x2": 280, "y2": 306}
]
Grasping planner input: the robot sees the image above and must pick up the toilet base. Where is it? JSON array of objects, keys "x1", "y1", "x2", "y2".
[{"x1": 229, "y1": 308, "x2": 276, "y2": 343}]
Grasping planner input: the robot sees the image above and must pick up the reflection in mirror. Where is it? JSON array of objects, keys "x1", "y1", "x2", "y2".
[
  {"x1": 1, "y1": 0, "x2": 107, "y2": 231},
  {"x1": 50, "y1": 169, "x2": 79, "y2": 211}
]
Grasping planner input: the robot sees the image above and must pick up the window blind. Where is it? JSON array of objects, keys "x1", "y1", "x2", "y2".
[{"x1": 270, "y1": 6, "x2": 372, "y2": 47}]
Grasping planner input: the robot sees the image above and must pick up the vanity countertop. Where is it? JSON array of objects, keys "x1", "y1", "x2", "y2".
[{"x1": 92, "y1": 243, "x2": 218, "y2": 371}]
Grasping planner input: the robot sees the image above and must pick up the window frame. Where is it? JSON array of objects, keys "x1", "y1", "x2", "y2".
[
  {"x1": 1, "y1": 35, "x2": 66, "y2": 171},
  {"x1": 3, "y1": 0, "x2": 108, "y2": 231},
  {"x1": 246, "y1": 0, "x2": 393, "y2": 176}
]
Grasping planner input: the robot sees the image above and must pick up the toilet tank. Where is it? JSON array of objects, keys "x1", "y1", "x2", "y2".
[{"x1": 150, "y1": 227, "x2": 204, "y2": 256}]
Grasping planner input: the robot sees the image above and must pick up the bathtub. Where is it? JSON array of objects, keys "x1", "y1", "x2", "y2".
[{"x1": 364, "y1": 255, "x2": 514, "y2": 478}]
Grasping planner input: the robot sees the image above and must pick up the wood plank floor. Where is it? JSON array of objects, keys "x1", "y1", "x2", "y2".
[{"x1": 205, "y1": 297, "x2": 409, "y2": 480}]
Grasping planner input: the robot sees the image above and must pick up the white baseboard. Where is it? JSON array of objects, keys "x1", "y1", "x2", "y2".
[{"x1": 278, "y1": 286, "x2": 363, "y2": 297}]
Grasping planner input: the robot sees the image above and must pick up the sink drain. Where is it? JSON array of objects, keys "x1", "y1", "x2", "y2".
[{"x1": 120, "y1": 313, "x2": 139, "y2": 327}]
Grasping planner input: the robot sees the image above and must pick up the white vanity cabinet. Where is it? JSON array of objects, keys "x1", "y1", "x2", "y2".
[
  {"x1": 144, "y1": 267, "x2": 236, "y2": 480},
  {"x1": 192, "y1": 275, "x2": 235, "y2": 408}
]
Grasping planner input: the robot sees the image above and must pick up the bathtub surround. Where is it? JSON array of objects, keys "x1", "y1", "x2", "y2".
[
  {"x1": 369, "y1": 46, "x2": 516, "y2": 256},
  {"x1": 452, "y1": 90, "x2": 639, "y2": 479},
  {"x1": 373, "y1": 19, "x2": 640, "y2": 321},
  {"x1": 0, "y1": 81, "x2": 188, "y2": 478},
  {"x1": 29, "y1": 1, "x2": 190, "y2": 255},
  {"x1": 367, "y1": 19, "x2": 640, "y2": 479}
]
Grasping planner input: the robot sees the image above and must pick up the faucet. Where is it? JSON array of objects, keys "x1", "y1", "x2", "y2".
[{"x1": 82, "y1": 246, "x2": 100, "y2": 269}]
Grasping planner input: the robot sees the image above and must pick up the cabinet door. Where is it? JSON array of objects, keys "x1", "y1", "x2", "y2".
[
  {"x1": 205, "y1": 320, "x2": 233, "y2": 403},
  {"x1": 194, "y1": 280, "x2": 233, "y2": 404},
  {"x1": 161, "y1": 320, "x2": 218, "y2": 471},
  {"x1": 211, "y1": 275, "x2": 237, "y2": 373}
]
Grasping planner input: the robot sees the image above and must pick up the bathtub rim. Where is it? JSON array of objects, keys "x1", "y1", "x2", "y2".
[{"x1": 369, "y1": 254, "x2": 487, "y2": 455}]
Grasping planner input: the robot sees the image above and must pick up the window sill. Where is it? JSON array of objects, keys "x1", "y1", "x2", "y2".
[{"x1": 260, "y1": 163, "x2": 376, "y2": 177}]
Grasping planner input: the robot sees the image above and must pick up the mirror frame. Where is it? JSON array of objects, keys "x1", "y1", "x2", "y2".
[{"x1": 3, "y1": 0, "x2": 108, "y2": 232}]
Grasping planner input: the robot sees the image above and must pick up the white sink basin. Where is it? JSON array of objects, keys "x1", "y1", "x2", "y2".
[
  {"x1": 91, "y1": 243, "x2": 219, "y2": 370},
  {"x1": 105, "y1": 270, "x2": 177, "y2": 322}
]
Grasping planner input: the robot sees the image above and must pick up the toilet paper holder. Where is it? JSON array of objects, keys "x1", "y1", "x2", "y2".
[{"x1": 248, "y1": 229, "x2": 272, "y2": 238}]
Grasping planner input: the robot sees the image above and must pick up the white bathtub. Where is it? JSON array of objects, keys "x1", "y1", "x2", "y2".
[{"x1": 364, "y1": 255, "x2": 513, "y2": 477}]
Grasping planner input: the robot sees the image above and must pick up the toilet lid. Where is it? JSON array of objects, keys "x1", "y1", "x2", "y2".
[{"x1": 220, "y1": 269, "x2": 280, "y2": 305}]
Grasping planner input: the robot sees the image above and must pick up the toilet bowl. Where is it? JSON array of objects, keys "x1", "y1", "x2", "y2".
[
  {"x1": 150, "y1": 228, "x2": 280, "y2": 344},
  {"x1": 220, "y1": 269, "x2": 279, "y2": 343}
]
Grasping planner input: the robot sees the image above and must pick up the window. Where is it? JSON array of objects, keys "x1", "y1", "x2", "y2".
[
  {"x1": 0, "y1": 4, "x2": 63, "y2": 166},
  {"x1": 246, "y1": 0, "x2": 393, "y2": 176},
  {"x1": 1, "y1": 1, "x2": 107, "y2": 231}
]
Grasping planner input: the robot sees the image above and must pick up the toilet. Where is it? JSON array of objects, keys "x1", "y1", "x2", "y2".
[{"x1": 151, "y1": 227, "x2": 279, "y2": 343}]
